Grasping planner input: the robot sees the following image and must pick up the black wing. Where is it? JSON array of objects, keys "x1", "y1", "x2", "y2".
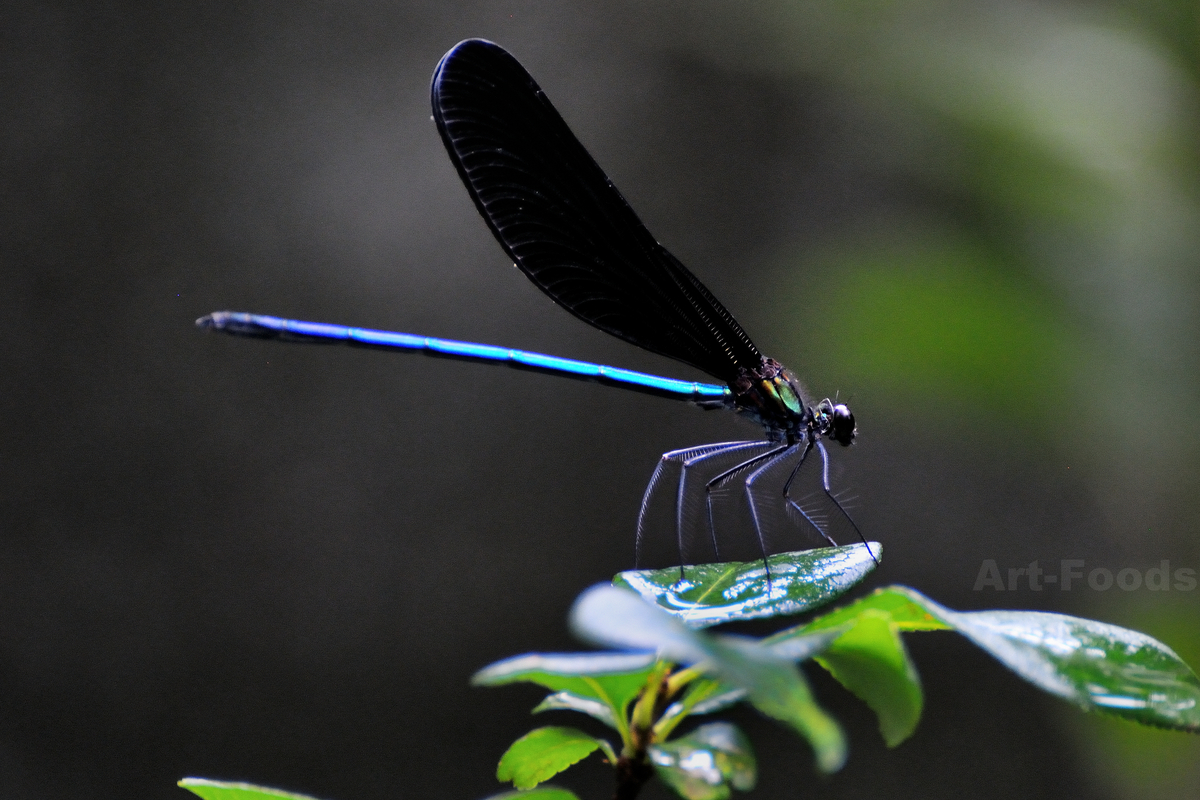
[{"x1": 430, "y1": 38, "x2": 763, "y2": 384}]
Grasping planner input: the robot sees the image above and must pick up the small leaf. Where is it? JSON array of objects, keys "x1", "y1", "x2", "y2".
[
  {"x1": 533, "y1": 691, "x2": 619, "y2": 729},
  {"x1": 685, "y1": 683, "x2": 746, "y2": 716},
  {"x1": 571, "y1": 585, "x2": 846, "y2": 772},
  {"x1": 497, "y1": 727, "x2": 602, "y2": 789},
  {"x1": 178, "y1": 779, "x2": 324, "y2": 800},
  {"x1": 812, "y1": 611, "x2": 923, "y2": 746},
  {"x1": 662, "y1": 679, "x2": 745, "y2": 722},
  {"x1": 615, "y1": 544, "x2": 880, "y2": 628},
  {"x1": 480, "y1": 788, "x2": 582, "y2": 800},
  {"x1": 650, "y1": 722, "x2": 757, "y2": 800}
]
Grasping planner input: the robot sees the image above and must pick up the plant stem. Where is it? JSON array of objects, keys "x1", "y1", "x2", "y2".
[
  {"x1": 614, "y1": 665, "x2": 676, "y2": 800},
  {"x1": 613, "y1": 751, "x2": 654, "y2": 800}
]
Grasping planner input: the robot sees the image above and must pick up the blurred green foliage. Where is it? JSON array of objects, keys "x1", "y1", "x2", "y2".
[{"x1": 798, "y1": 237, "x2": 1078, "y2": 428}]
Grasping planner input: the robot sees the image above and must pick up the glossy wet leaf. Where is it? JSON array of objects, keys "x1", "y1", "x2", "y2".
[
  {"x1": 480, "y1": 787, "x2": 582, "y2": 800},
  {"x1": 474, "y1": 652, "x2": 655, "y2": 736},
  {"x1": 899, "y1": 588, "x2": 1200, "y2": 731},
  {"x1": 614, "y1": 544, "x2": 880, "y2": 628},
  {"x1": 650, "y1": 722, "x2": 757, "y2": 800},
  {"x1": 571, "y1": 585, "x2": 846, "y2": 772},
  {"x1": 179, "y1": 779, "x2": 324, "y2": 800},
  {"x1": 497, "y1": 726, "x2": 603, "y2": 790},
  {"x1": 811, "y1": 587, "x2": 1200, "y2": 732}
]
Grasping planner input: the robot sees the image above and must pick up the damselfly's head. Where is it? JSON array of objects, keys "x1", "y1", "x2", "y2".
[{"x1": 815, "y1": 398, "x2": 856, "y2": 447}]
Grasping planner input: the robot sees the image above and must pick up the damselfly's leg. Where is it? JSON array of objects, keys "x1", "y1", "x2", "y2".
[
  {"x1": 636, "y1": 441, "x2": 770, "y2": 570},
  {"x1": 779, "y1": 439, "x2": 838, "y2": 547},
  {"x1": 742, "y1": 443, "x2": 805, "y2": 573},
  {"x1": 685, "y1": 442, "x2": 776, "y2": 560},
  {"x1": 815, "y1": 440, "x2": 876, "y2": 562},
  {"x1": 700, "y1": 443, "x2": 789, "y2": 559}
]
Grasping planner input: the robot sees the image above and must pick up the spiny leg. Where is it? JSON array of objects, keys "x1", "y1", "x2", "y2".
[
  {"x1": 740, "y1": 443, "x2": 804, "y2": 575},
  {"x1": 674, "y1": 441, "x2": 778, "y2": 579},
  {"x1": 700, "y1": 443, "x2": 789, "y2": 562},
  {"x1": 780, "y1": 439, "x2": 838, "y2": 547},
  {"x1": 815, "y1": 440, "x2": 876, "y2": 562},
  {"x1": 637, "y1": 444, "x2": 707, "y2": 568},
  {"x1": 636, "y1": 441, "x2": 766, "y2": 569}
]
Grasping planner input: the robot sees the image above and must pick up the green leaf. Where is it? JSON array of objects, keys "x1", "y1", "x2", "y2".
[
  {"x1": 681, "y1": 680, "x2": 745, "y2": 715},
  {"x1": 178, "y1": 779, "x2": 324, "y2": 800},
  {"x1": 497, "y1": 727, "x2": 603, "y2": 790},
  {"x1": 480, "y1": 788, "x2": 582, "y2": 800},
  {"x1": 533, "y1": 691, "x2": 619, "y2": 729},
  {"x1": 615, "y1": 544, "x2": 880, "y2": 628},
  {"x1": 894, "y1": 588, "x2": 1200, "y2": 731},
  {"x1": 813, "y1": 611, "x2": 923, "y2": 747},
  {"x1": 792, "y1": 586, "x2": 952, "y2": 634},
  {"x1": 571, "y1": 585, "x2": 846, "y2": 772},
  {"x1": 731, "y1": 642, "x2": 845, "y2": 774},
  {"x1": 474, "y1": 652, "x2": 656, "y2": 742},
  {"x1": 770, "y1": 596, "x2": 928, "y2": 745},
  {"x1": 819, "y1": 586, "x2": 1200, "y2": 732},
  {"x1": 768, "y1": 599, "x2": 926, "y2": 753},
  {"x1": 650, "y1": 722, "x2": 757, "y2": 800}
]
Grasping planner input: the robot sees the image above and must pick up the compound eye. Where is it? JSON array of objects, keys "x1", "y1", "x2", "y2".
[{"x1": 830, "y1": 404, "x2": 855, "y2": 446}]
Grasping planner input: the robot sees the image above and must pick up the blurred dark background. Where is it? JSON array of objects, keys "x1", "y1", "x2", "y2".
[{"x1": 3, "y1": 2, "x2": 1199, "y2": 799}]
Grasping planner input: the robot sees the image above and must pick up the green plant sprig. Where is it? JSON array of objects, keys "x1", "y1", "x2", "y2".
[{"x1": 180, "y1": 542, "x2": 1200, "y2": 800}]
